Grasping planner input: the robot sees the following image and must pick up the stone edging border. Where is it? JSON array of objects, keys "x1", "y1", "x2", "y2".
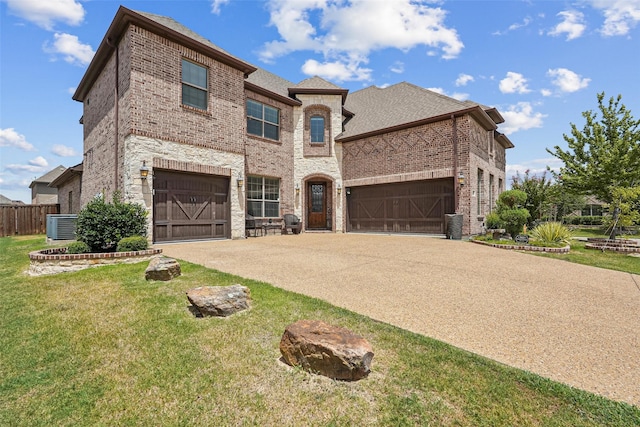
[
  {"x1": 470, "y1": 239, "x2": 570, "y2": 253},
  {"x1": 28, "y1": 248, "x2": 163, "y2": 276}
]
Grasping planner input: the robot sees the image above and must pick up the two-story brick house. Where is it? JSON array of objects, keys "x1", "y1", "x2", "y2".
[{"x1": 73, "y1": 6, "x2": 512, "y2": 242}]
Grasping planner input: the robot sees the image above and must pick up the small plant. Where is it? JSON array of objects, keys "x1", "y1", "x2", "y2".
[
  {"x1": 530, "y1": 222, "x2": 573, "y2": 246},
  {"x1": 116, "y1": 235, "x2": 149, "y2": 252},
  {"x1": 66, "y1": 241, "x2": 91, "y2": 254},
  {"x1": 485, "y1": 212, "x2": 502, "y2": 230}
]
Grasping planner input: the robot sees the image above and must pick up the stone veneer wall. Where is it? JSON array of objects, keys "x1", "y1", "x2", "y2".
[
  {"x1": 293, "y1": 94, "x2": 345, "y2": 232},
  {"x1": 123, "y1": 135, "x2": 245, "y2": 240}
]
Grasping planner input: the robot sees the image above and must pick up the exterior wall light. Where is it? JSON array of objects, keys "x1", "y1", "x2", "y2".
[
  {"x1": 337, "y1": 185, "x2": 342, "y2": 195},
  {"x1": 237, "y1": 174, "x2": 244, "y2": 188},
  {"x1": 457, "y1": 171, "x2": 465, "y2": 186},
  {"x1": 140, "y1": 161, "x2": 149, "y2": 179},
  {"x1": 295, "y1": 183, "x2": 300, "y2": 195}
]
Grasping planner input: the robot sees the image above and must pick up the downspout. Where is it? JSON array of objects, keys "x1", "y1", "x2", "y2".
[
  {"x1": 106, "y1": 37, "x2": 119, "y2": 193},
  {"x1": 451, "y1": 114, "x2": 459, "y2": 213}
]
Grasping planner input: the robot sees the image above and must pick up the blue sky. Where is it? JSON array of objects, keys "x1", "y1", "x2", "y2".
[{"x1": 1, "y1": 0, "x2": 639, "y2": 203}]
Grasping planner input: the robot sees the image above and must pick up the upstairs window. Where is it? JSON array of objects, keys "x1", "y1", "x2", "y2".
[
  {"x1": 310, "y1": 116, "x2": 325, "y2": 143},
  {"x1": 182, "y1": 59, "x2": 208, "y2": 110},
  {"x1": 247, "y1": 99, "x2": 279, "y2": 140}
]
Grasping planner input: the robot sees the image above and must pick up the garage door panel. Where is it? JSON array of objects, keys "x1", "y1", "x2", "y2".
[
  {"x1": 153, "y1": 171, "x2": 229, "y2": 242},
  {"x1": 347, "y1": 178, "x2": 454, "y2": 234}
]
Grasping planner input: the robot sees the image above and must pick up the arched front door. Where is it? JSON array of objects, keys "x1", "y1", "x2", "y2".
[{"x1": 307, "y1": 181, "x2": 328, "y2": 229}]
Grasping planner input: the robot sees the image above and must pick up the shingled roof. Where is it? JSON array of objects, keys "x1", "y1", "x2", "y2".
[
  {"x1": 338, "y1": 82, "x2": 502, "y2": 142},
  {"x1": 29, "y1": 165, "x2": 67, "y2": 188},
  {"x1": 245, "y1": 68, "x2": 301, "y2": 105}
]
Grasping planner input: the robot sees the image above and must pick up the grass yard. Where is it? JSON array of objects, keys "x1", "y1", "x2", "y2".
[{"x1": 1, "y1": 236, "x2": 639, "y2": 426}]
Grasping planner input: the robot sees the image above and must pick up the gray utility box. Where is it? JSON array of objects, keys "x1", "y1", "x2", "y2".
[{"x1": 46, "y1": 214, "x2": 78, "y2": 240}]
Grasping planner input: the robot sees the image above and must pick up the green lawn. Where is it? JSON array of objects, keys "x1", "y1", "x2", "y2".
[{"x1": 1, "y1": 236, "x2": 639, "y2": 426}]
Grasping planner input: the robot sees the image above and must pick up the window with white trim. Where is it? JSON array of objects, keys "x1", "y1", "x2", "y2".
[
  {"x1": 247, "y1": 99, "x2": 280, "y2": 140},
  {"x1": 182, "y1": 59, "x2": 208, "y2": 110},
  {"x1": 477, "y1": 168, "x2": 485, "y2": 215},
  {"x1": 247, "y1": 176, "x2": 280, "y2": 217}
]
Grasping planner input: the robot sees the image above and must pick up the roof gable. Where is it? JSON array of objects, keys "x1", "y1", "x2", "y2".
[{"x1": 29, "y1": 165, "x2": 67, "y2": 188}]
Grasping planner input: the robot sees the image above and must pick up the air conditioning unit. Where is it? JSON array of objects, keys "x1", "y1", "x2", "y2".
[{"x1": 46, "y1": 214, "x2": 78, "y2": 240}]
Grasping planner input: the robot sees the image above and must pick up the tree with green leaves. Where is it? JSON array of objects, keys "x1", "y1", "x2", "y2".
[
  {"x1": 495, "y1": 189, "x2": 530, "y2": 238},
  {"x1": 547, "y1": 92, "x2": 640, "y2": 204},
  {"x1": 604, "y1": 186, "x2": 640, "y2": 239},
  {"x1": 510, "y1": 170, "x2": 554, "y2": 226}
]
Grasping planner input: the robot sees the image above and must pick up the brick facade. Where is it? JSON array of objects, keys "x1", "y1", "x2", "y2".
[{"x1": 75, "y1": 7, "x2": 512, "y2": 241}]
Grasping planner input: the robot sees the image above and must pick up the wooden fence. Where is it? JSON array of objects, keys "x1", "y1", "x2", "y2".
[{"x1": 0, "y1": 204, "x2": 60, "y2": 237}]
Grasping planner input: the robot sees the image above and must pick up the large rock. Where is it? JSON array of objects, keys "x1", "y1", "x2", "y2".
[
  {"x1": 280, "y1": 320, "x2": 374, "y2": 381},
  {"x1": 186, "y1": 285, "x2": 251, "y2": 317},
  {"x1": 145, "y1": 257, "x2": 181, "y2": 281}
]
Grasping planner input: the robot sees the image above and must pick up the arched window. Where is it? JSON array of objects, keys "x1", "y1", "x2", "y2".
[{"x1": 310, "y1": 116, "x2": 325, "y2": 143}]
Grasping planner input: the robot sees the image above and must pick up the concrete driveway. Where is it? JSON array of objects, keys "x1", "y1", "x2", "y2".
[{"x1": 159, "y1": 233, "x2": 640, "y2": 407}]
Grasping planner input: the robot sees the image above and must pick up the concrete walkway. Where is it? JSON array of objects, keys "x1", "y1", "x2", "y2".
[{"x1": 159, "y1": 233, "x2": 640, "y2": 407}]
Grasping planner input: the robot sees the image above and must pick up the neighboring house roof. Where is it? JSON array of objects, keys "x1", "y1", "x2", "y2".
[
  {"x1": 338, "y1": 82, "x2": 512, "y2": 146},
  {"x1": 29, "y1": 165, "x2": 67, "y2": 189},
  {"x1": 73, "y1": 6, "x2": 256, "y2": 102},
  {"x1": 0, "y1": 194, "x2": 24, "y2": 205},
  {"x1": 49, "y1": 163, "x2": 83, "y2": 188}
]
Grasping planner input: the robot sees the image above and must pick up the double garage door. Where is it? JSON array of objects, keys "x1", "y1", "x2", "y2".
[
  {"x1": 347, "y1": 178, "x2": 454, "y2": 234},
  {"x1": 153, "y1": 170, "x2": 230, "y2": 242}
]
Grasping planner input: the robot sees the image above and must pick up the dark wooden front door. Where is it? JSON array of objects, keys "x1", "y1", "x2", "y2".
[
  {"x1": 347, "y1": 179, "x2": 454, "y2": 234},
  {"x1": 153, "y1": 170, "x2": 229, "y2": 242},
  {"x1": 307, "y1": 182, "x2": 327, "y2": 229}
]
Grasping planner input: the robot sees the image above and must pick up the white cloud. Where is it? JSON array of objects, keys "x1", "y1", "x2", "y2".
[
  {"x1": 301, "y1": 59, "x2": 372, "y2": 82},
  {"x1": 44, "y1": 33, "x2": 95, "y2": 66},
  {"x1": 455, "y1": 73, "x2": 474, "y2": 87},
  {"x1": 499, "y1": 72, "x2": 531, "y2": 94},
  {"x1": 6, "y1": 0, "x2": 85, "y2": 30},
  {"x1": 5, "y1": 156, "x2": 50, "y2": 173},
  {"x1": 500, "y1": 102, "x2": 546, "y2": 134},
  {"x1": 67, "y1": 87, "x2": 76, "y2": 95},
  {"x1": 211, "y1": 0, "x2": 230, "y2": 15},
  {"x1": 390, "y1": 61, "x2": 405, "y2": 74},
  {"x1": 0, "y1": 128, "x2": 35, "y2": 151},
  {"x1": 547, "y1": 68, "x2": 590, "y2": 92},
  {"x1": 51, "y1": 144, "x2": 78, "y2": 157},
  {"x1": 493, "y1": 17, "x2": 532, "y2": 35},
  {"x1": 548, "y1": 10, "x2": 586, "y2": 40},
  {"x1": 261, "y1": 0, "x2": 463, "y2": 81},
  {"x1": 541, "y1": 89, "x2": 553, "y2": 97},
  {"x1": 590, "y1": 0, "x2": 640, "y2": 36}
]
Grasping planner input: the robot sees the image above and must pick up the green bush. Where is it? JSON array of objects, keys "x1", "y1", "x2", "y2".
[
  {"x1": 495, "y1": 190, "x2": 530, "y2": 238},
  {"x1": 66, "y1": 241, "x2": 91, "y2": 254},
  {"x1": 485, "y1": 212, "x2": 502, "y2": 229},
  {"x1": 562, "y1": 215, "x2": 604, "y2": 225},
  {"x1": 76, "y1": 192, "x2": 148, "y2": 252},
  {"x1": 116, "y1": 235, "x2": 149, "y2": 252},
  {"x1": 530, "y1": 222, "x2": 573, "y2": 245}
]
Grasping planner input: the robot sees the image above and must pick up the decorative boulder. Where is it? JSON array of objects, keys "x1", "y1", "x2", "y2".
[
  {"x1": 145, "y1": 257, "x2": 181, "y2": 281},
  {"x1": 279, "y1": 320, "x2": 374, "y2": 381},
  {"x1": 186, "y1": 285, "x2": 251, "y2": 317}
]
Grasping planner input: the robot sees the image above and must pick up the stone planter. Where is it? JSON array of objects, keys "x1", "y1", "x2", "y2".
[
  {"x1": 471, "y1": 239, "x2": 570, "y2": 254},
  {"x1": 28, "y1": 247, "x2": 163, "y2": 276}
]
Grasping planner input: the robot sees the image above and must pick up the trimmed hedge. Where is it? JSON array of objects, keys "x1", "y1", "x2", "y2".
[
  {"x1": 563, "y1": 216, "x2": 604, "y2": 225},
  {"x1": 116, "y1": 235, "x2": 149, "y2": 252}
]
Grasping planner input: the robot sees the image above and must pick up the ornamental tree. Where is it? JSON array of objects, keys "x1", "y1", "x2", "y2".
[{"x1": 547, "y1": 92, "x2": 640, "y2": 204}]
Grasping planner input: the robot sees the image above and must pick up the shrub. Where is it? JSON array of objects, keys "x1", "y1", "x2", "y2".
[
  {"x1": 66, "y1": 241, "x2": 91, "y2": 254},
  {"x1": 485, "y1": 212, "x2": 502, "y2": 229},
  {"x1": 116, "y1": 235, "x2": 149, "y2": 252},
  {"x1": 76, "y1": 192, "x2": 148, "y2": 252},
  {"x1": 530, "y1": 222, "x2": 573, "y2": 245},
  {"x1": 562, "y1": 216, "x2": 603, "y2": 225},
  {"x1": 495, "y1": 190, "x2": 530, "y2": 238}
]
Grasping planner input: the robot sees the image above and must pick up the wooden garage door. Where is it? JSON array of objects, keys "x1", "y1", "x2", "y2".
[
  {"x1": 347, "y1": 179, "x2": 454, "y2": 234},
  {"x1": 153, "y1": 170, "x2": 229, "y2": 242}
]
